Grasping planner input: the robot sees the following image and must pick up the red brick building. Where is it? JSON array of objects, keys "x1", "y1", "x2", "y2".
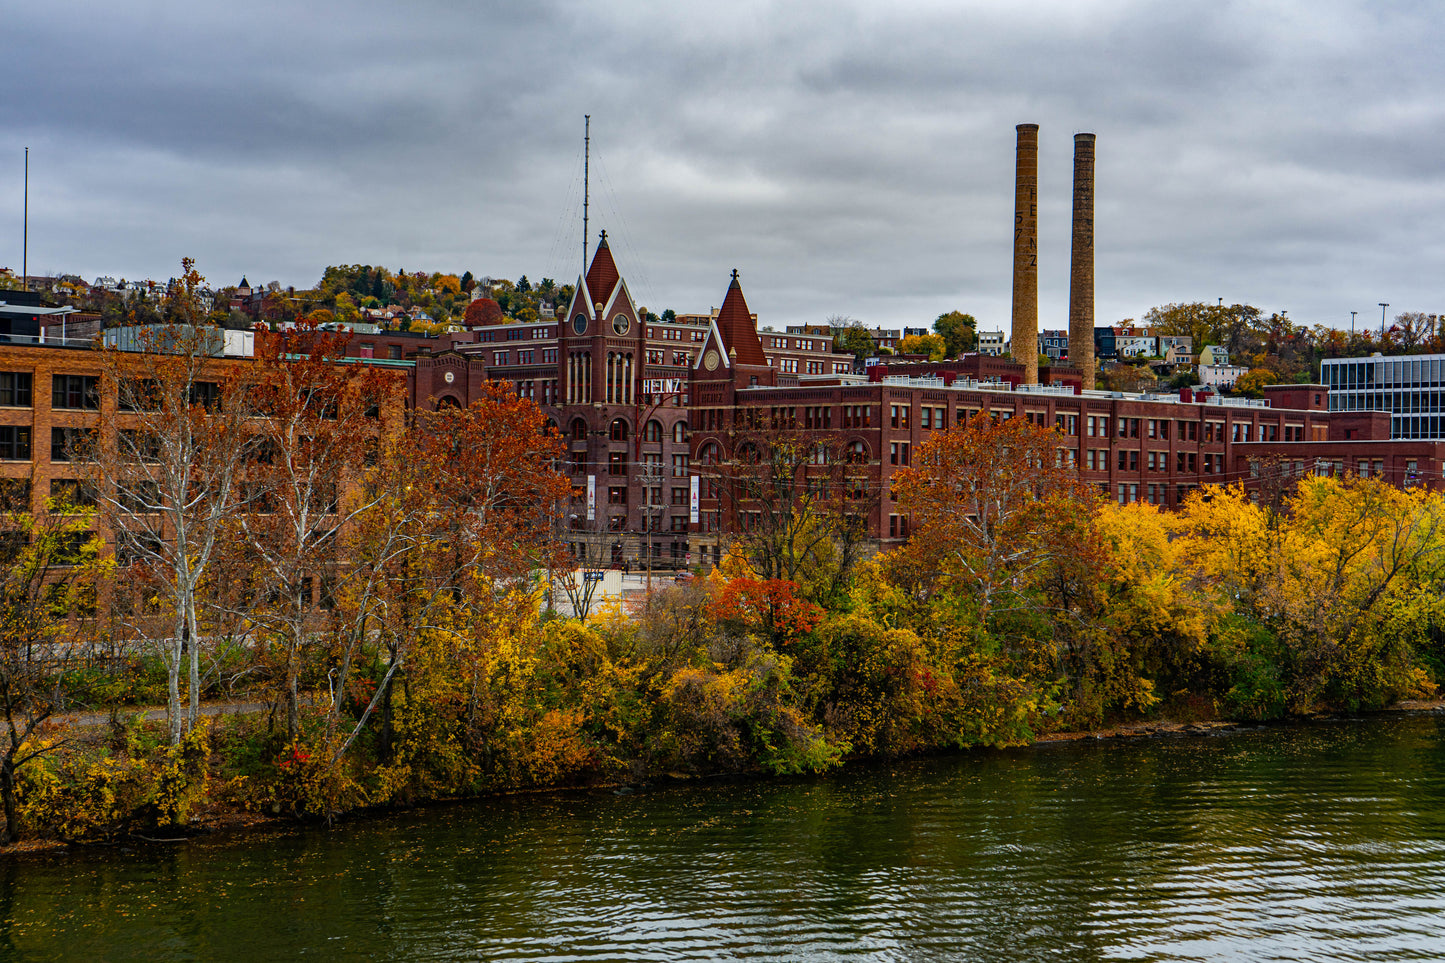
[{"x1": 12, "y1": 249, "x2": 1442, "y2": 572}]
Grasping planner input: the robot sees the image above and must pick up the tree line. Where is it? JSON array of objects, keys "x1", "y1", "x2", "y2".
[{"x1": 7, "y1": 390, "x2": 1441, "y2": 846}]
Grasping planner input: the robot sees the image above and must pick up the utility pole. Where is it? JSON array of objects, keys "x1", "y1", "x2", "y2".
[{"x1": 1380, "y1": 303, "x2": 1389, "y2": 340}]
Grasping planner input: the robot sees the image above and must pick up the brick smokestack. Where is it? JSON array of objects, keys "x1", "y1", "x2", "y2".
[
  {"x1": 1069, "y1": 132, "x2": 1096, "y2": 390},
  {"x1": 1011, "y1": 123, "x2": 1039, "y2": 385}
]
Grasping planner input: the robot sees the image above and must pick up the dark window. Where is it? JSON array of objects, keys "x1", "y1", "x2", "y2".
[
  {"x1": 0, "y1": 426, "x2": 32, "y2": 460},
  {"x1": 119, "y1": 378, "x2": 160, "y2": 412},
  {"x1": 190, "y1": 380, "x2": 220, "y2": 408},
  {"x1": 118, "y1": 480, "x2": 160, "y2": 512},
  {"x1": 52, "y1": 374, "x2": 100, "y2": 410},
  {"x1": 0, "y1": 531, "x2": 27, "y2": 563},
  {"x1": 120, "y1": 428, "x2": 161, "y2": 462},
  {"x1": 0, "y1": 478, "x2": 31, "y2": 513},
  {"x1": 49, "y1": 478, "x2": 97, "y2": 509},
  {"x1": 50, "y1": 532, "x2": 92, "y2": 566},
  {"x1": 51, "y1": 427, "x2": 96, "y2": 462},
  {"x1": 0, "y1": 372, "x2": 33, "y2": 407}
]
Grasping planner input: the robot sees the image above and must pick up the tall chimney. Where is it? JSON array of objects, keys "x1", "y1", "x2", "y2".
[
  {"x1": 1011, "y1": 123, "x2": 1039, "y2": 385},
  {"x1": 1069, "y1": 132, "x2": 1096, "y2": 390}
]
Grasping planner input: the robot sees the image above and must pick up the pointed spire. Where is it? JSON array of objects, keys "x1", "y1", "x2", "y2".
[
  {"x1": 584, "y1": 229, "x2": 620, "y2": 312},
  {"x1": 714, "y1": 269, "x2": 766, "y2": 366}
]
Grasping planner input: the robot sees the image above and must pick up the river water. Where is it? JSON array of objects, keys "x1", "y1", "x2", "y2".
[{"x1": 3, "y1": 714, "x2": 1444, "y2": 962}]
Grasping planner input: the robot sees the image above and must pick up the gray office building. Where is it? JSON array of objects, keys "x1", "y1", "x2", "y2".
[{"x1": 1321, "y1": 353, "x2": 1445, "y2": 440}]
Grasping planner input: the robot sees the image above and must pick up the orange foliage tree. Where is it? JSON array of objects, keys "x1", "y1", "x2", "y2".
[
  {"x1": 323, "y1": 382, "x2": 571, "y2": 767},
  {"x1": 463, "y1": 298, "x2": 503, "y2": 327},
  {"x1": 236, "y1": 322, "x2": 402, "y2": 739},
  {"x1": 889, "y1": 413, "x2": 1103, "y2": 638},
  {"x1": 708, "y1": 577, "x2": 824, "y2": 649}
]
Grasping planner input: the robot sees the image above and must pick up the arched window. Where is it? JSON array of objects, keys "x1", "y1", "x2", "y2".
[
  {"x1": 672, "y1": 421, "x2": 688, "y2": 443},
  {"x1": 644, "y1": 420, "x2": 663, "y2": 443},
  {"x1": 610, "y1": 418, "x2": 630, "y2": 442},
  {"x1": 570, "y1": 418, "x2": 588, "y2": 441},
  {"x1": 698, "y1": 442, "x2": 721, "y2": 465},
  {"x1": 435, "y1": 395, "x2": 461, "y2": 409},
  {"x1": 545, "y1": 417, "x2": 559, "y2": 437},
  {"x1": 847, "y1": 440, "x2": 869, "y2": 463}
]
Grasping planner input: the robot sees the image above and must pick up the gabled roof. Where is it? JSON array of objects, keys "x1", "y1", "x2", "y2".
[
  {"x1": 694, "y1": 316, "x2": 733, "y2": 371},
  {"x1": 584, "y1": 231, "x2": 620, "y2": 314},
  {"x1": 561, "y1": 273, "x2": 592, "y2": 324},
  {"x1": 602, "y1": 274, "x2": 637, "y2": 324},
  {"x1": 713, "y1": 269, "x2": 766, "y2": 366}
]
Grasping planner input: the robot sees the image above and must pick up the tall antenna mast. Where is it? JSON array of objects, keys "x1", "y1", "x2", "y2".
[
  {"x1": 583, "y1": 115, "x2": 590, "y2": 279},
  {"x1": 22, "y1": 147, "x2": 28, "y2": 291}
]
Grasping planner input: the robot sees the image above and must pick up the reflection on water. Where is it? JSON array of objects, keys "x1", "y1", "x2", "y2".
[{"x1": 3, "y1": 716, "x2": 1444, "y2": 962}]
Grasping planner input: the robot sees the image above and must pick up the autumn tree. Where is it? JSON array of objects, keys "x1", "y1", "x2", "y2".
[
  {"x1": 1393, "y1": 312, "x2": 1438, "y2": 351},
  {"x1": 463, "y1": 298, "x2": 503, "y2": 327},
  {"x1": 316, "y1": 384, "x2": 567, "y2": 766},
  {"x1": 889, "y1": 413, "x2": 1101, "y2": 635},
  {"x1": 1173, "y1": 479, "x2": 1444, "y2": 714},
  {"x1": 899, "y1": 333, "x2": 945, "y2": 360},
  {"x1": 81, "y1": 265, "x2": 260, "y2": 744},
  {"x1": 1231, "y1": 368, "x2": 1275, "y2": 398},
  {"x1": 933, "y1": 310, "x2": 978, "y2": 357},
  {"x1": 236, "y1": 324, "x2": 402, "y2": 740},
  {"x1": 701, "y1": 423, "x2": 876, "y2": 606},
  {"x1": 0, "y1": 486, "x2": 107, "y2": 843},
  {"x1": 828, "y1": 317, "x2": 875, "y2": 363}
]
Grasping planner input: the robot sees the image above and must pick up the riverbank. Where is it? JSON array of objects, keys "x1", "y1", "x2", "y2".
[
  {"x1": 8, "y1": 697, "x2": 1443, "y2": 860},
  {"x1": 13, "y1": 712, "x2": 1445, "y2": 962}
]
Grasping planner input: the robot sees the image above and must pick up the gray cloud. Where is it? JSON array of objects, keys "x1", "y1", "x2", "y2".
[{"x1": 3, "y1": 0, "x2": 1443, "y2": 329}]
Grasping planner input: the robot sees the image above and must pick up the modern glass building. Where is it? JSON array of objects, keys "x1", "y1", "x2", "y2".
[{"x1": 1321, "y1": 353, "x2": 1445, "y2": 440}]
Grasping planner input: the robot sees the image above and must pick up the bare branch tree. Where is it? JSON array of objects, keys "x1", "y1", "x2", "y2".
[{"x1": 80, "y1": 306, "x2": 258, "y2": 744}]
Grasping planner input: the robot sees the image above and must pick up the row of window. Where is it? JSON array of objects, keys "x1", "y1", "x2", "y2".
[
  {"x1": 572, "y1": 514, "x2": 694, "y2": 534},
  {"x1": 0, "y1": 373, "x2": 232, "y2": 412},
  {"x1": 0, "y1": 373, "x2": 101, "y2": 410},
  {"x1": 1244, "y1": 458, "x2": 1415, "y2": 482},
  {"x1": 1, "y1": 426, "x2": 100, "y2": 461},
  {"x1": 568, "y1": 418, "x2": 690, "y2": 443},
  {"x1": 572, "y1": 451, "x2": 691, "y2": 477}
]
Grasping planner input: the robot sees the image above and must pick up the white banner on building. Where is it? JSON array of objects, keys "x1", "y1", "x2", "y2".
[
  {"x1": 689, "y1": 475, "x2": 700, "y2": 524},
  {"x1": 586, "y1": 475, "x2": 596, "y2": 522}
]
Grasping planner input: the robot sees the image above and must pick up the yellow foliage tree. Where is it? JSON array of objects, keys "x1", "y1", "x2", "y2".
[{"x1": 1173, "y1": 479, "x2": 1444, "y2": 712}]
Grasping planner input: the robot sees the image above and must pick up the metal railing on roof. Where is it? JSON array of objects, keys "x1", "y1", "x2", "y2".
[{"x1": 0, "y1": 332, "x2": 98, "y2": 349}]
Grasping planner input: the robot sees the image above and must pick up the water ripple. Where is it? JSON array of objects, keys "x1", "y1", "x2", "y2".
[{"x1": 5, "y1": 717, "x2": 1445, "y2": 961}]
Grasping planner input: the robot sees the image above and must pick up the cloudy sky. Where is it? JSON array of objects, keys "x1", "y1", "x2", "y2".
[{"x1": 3, "y1": 0, "x2": 1442, "y2": 330}]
